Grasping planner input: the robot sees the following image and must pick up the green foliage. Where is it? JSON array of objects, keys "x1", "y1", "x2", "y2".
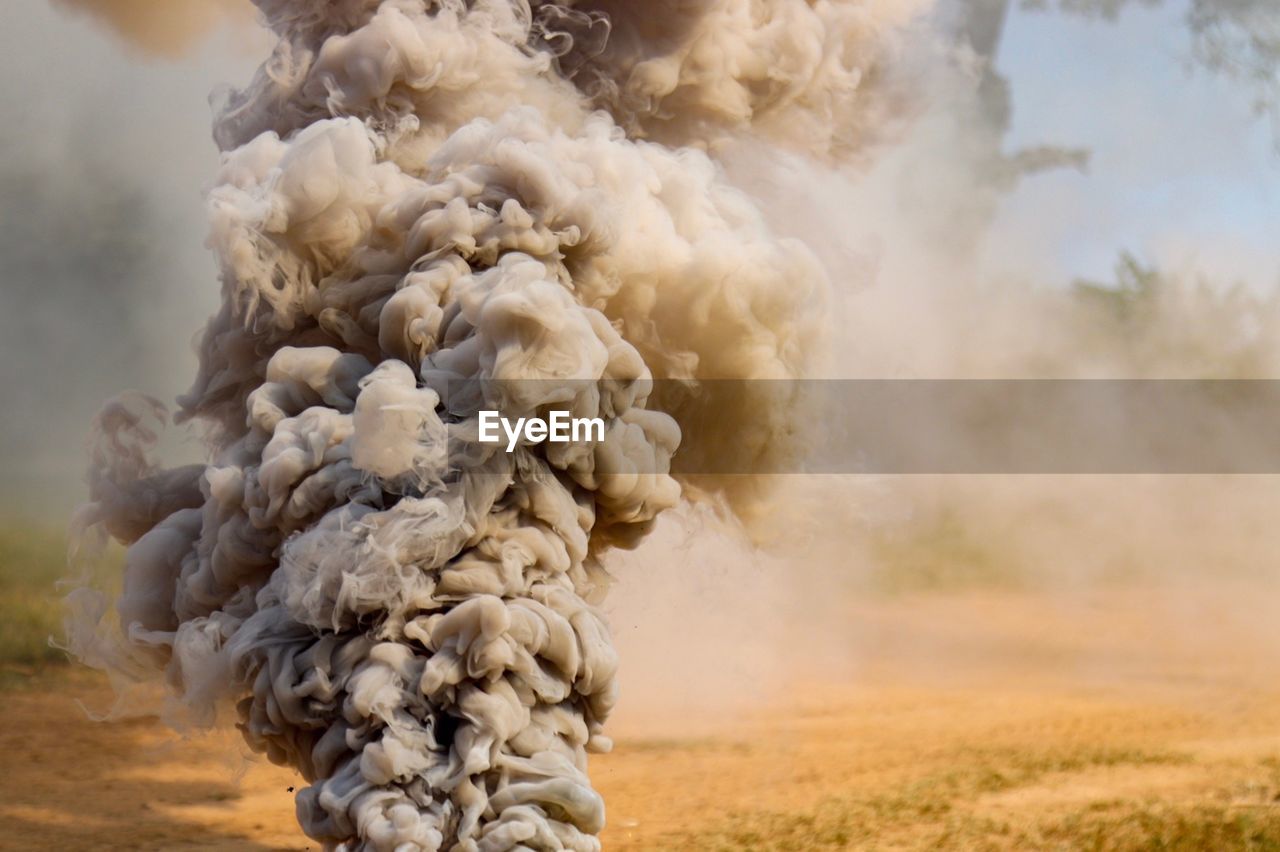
[
  {"x1": 1071, "y1": 253, "x2": 1163, "y2": 326},
  {"x1": 1069, "y1": 252, "x2": 1280, "y2": 378},
  {"x1": 0, "y1": 523, "x2": 70, "y2": 674}
]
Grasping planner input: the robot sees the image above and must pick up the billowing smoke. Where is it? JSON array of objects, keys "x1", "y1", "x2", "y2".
[{"x1": 66, "y1": 1, "x2": 922, "y2": 849}]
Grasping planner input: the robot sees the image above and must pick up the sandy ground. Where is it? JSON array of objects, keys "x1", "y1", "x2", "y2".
[{"x1": 5, "y1": 589, "x2": 1280, "y2": 850}]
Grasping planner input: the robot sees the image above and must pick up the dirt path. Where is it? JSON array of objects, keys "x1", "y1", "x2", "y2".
[
  {"x1": 4, "y1": 671, "x2": 1280, "y2": 850},
  {"x1": 6, "y1": 589, "x2": 1280, "y2": 850}
]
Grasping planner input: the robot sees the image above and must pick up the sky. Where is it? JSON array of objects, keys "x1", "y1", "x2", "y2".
[
  {"x1": 991, "y1": 0, "x2": 1280, "y2": 290},
  {"x1": 0, "y1": 0, "x2": 1277, "y2": 513}
]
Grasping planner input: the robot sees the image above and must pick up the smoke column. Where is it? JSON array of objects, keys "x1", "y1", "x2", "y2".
[{"x1": 67, "y1": 1, "x2": 921, "y2": 849}]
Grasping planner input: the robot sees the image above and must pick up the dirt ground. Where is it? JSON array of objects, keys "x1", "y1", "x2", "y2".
[{"x1": 5, "y1": 589, "x2": 1280, "y2": 850}]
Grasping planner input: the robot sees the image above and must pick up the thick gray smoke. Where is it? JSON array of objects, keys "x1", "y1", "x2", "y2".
[{"x1": 67, "y1": 1, "x2": 921, "y2": 849}]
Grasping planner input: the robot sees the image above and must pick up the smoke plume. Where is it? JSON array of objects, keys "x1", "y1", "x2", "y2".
[{"x1": 67, "y1": 1, "x2": 921, "y2": 850}]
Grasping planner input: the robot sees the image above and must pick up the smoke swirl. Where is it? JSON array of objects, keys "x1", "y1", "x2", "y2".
[{"x1": 67, "y1": 1, "x2": 918, "y2": 849}]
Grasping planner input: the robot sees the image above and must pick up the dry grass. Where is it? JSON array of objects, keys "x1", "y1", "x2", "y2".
[
  {"x1": 3, "y1": 516, "x2": 1280, "y2": 850},
  {"x1": 11, "y1": 667, "x2": 1280, "y2": 851},
  {"x1": 669, "y1": 747, "x2": 1257, "y2": 851}
]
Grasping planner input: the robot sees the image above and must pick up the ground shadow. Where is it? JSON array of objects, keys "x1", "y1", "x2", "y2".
[{"x1": 0, "y1": 669, "x2": 306, "y2": 851}]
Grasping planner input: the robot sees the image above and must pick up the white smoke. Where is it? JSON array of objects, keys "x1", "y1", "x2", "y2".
[{"x1": 67, "y1": 1, "x2": 925, "y2": 850}]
